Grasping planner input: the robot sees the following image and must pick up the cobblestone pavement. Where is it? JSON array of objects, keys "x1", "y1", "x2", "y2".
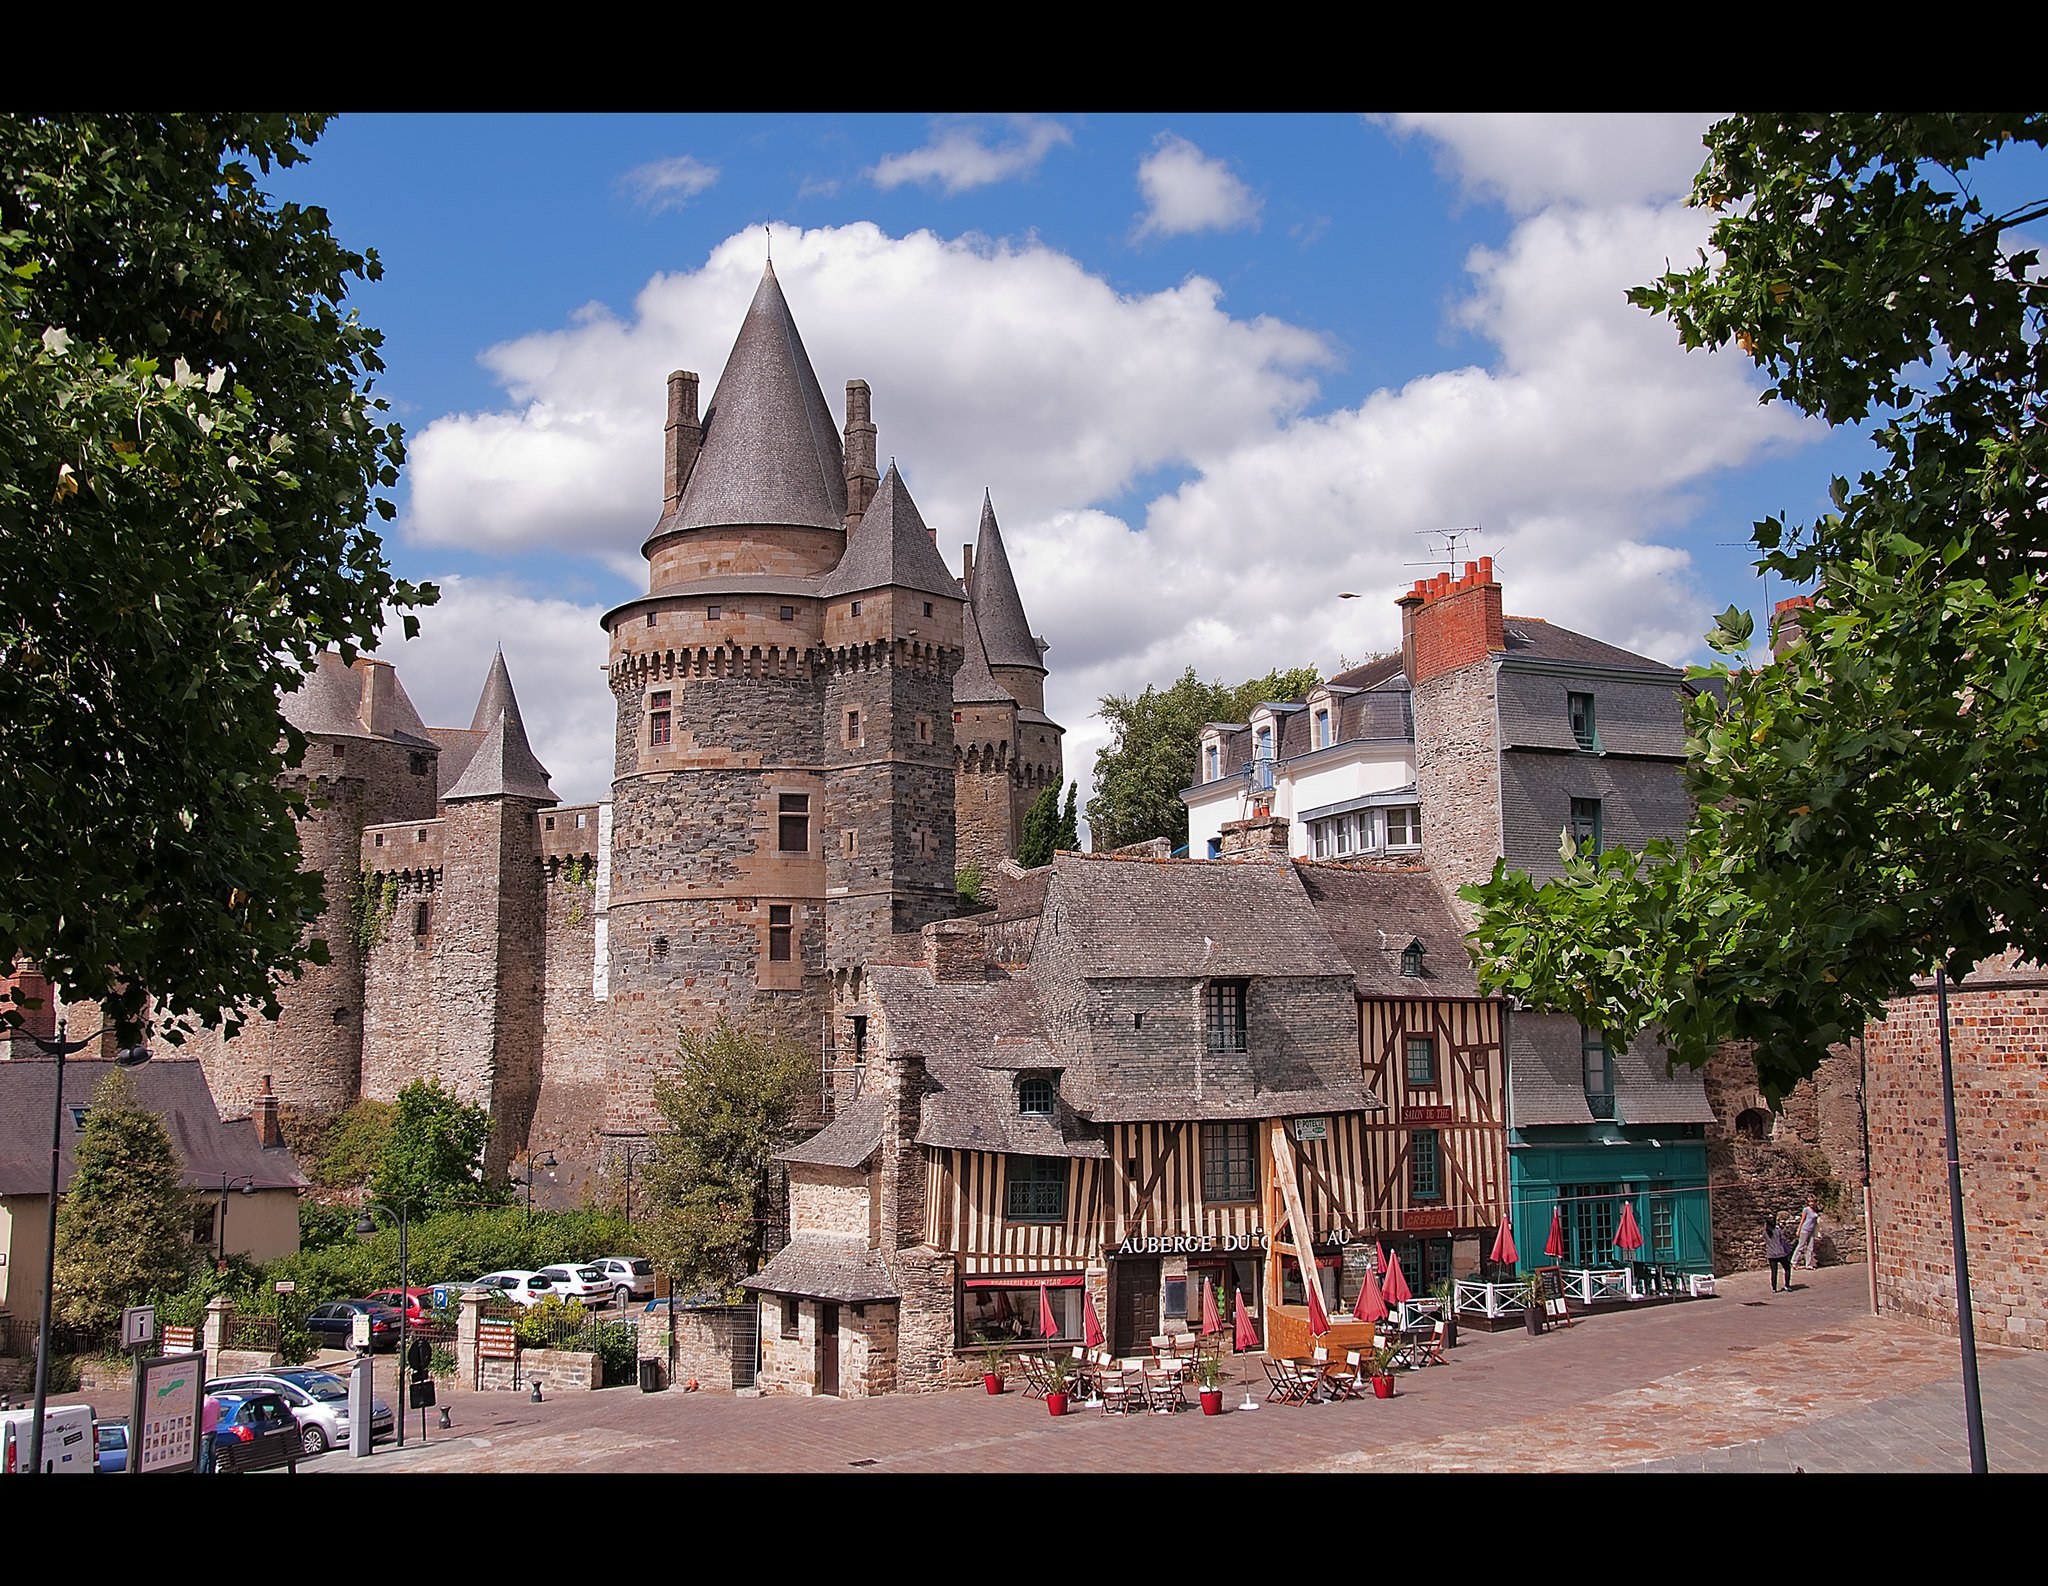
[{"x1": 245, "y1": 1264, "x2": 2042, "y2": 1477}]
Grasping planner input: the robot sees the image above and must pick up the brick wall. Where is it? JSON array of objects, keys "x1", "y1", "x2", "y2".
[
  {"x1": 1704, "y1": 1041, "x2": 1869, "y2": 1273},
  {"x1": 1865, "y1": 970, "x2": 2048, "y2": 1349},
  {"x1": 1404, "y1": 563, "x2": 1504, "y2": 686}
]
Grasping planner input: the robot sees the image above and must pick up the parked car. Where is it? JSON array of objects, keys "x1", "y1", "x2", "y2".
[
  {"x1": 364, "y1": 1287, "x2": 439, "y2": 1325},
  {"x1": 209, "y1": 1369, "x2": 393, "y2": 1456},
  {"x1": 534, "y1": 1263, "x2": 610, "y2": 1305},
  {"x1": 463, "y1": 1270, "x2": 557, "y2": 1307},
  {"x1": 208, "y1": 1388, "x2": 300, "y2": 1468},
  {"x1": 305, "y1": 1300, "x2": 406, "y2": 1350},
  {"x1": 95, "y1": 1417, "x2": 128, "y2": 1474},
  {"x1": 587, "y1": 1256, "x2": 656, "y2": 1307}
]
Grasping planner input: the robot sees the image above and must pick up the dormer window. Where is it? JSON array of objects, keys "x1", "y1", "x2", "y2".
[
  {"x1": 1313, "y1": 707, "x2": 1333, "y2": 749},
  {"x1": 1205, "y1": 741, "x2": 1221, "y2": 783},
  {"x1": 1569, "y1": 692, "x2": 1597, "y2": 752},
  {"x1": 1400, "y1": 939, "x2": 1426, "y2": 978},
  {"x1": 1205, "y1": 980, "x2": 1248, "y2": 1053},
  {"x1": 1018, "y1": 1074, "x2": 1055, "y2": 1117}
]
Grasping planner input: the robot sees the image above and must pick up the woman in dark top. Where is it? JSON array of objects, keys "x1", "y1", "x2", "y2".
[{"x1": 1764, "y1": 1217, "x2": 1794, "y2": 1292}]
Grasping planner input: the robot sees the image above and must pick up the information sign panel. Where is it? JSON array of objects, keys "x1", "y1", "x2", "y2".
[{"x1": 130, "y1": 1352, "x2": 204, "y2": 1474}]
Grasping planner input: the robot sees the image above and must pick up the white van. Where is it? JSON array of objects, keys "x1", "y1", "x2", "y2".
[{"x1": 0, "y1": 1404, "x2": 96, "y2": 1473}]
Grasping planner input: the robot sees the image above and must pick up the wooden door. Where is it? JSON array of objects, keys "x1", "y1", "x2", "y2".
[
  {"x1": 1113, "y1": 1258, "x2": 1160, "y2": 1355},
  {"x1": 819, "y1": 1303, "x2": 840, "y2": 1396}
]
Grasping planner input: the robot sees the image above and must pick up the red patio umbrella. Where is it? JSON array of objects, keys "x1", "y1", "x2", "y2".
[
  {"x1": 1382, "y1": 1251, "x2": 1413, "y2": 1307},
  {"x1": 1352, "y1": 1260, "x2": 1387, "y2": 1323},
  {"x1": 1200, "y1": 1275, "x2": 1221, "y2": 1337},
  {"x1": 1614, "y1": 1200, "x2": 1645, "y2": 1258},
  {"x1": 1232, "y1": 1288, "x2": 1260, "y2": 1352},
  {"x1": 1305, "y1": 1268, "x2": 1331, "y2": 1338},
  {"x1": 1489, "y1": 1211, "x2": 1518, "y2": 1269},
  {"x1": 1038, "y1": 1282, "x2": 1059, "y2": 1341},
  {"x1": 1374, "y1": 1241, "x2": 1388, "y2": 1274},
  {"x1": 1545, "y1": 1203, "x2": 1567, "y2": 1259},
  {"x1": 1083, "y1": 1290, "x2": 1105, "y2": 1349}
]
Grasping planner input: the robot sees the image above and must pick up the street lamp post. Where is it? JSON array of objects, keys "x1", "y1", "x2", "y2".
[
  {"x1": 511, "y1": 1149, "x2": 558, "y2": 1225},
  {"x1": 22, "y1": 1016, "x2": 150, "y2": 1476},
  {"x1": 608, "y1": 1135, "x2": 652, "y2": 1231},
  {"x1": 354, "y1": 1201, "x2": 409, "y2": 1448},
  {"x1": 216, "y1": 1173, "x2": 255, "y2": 1267}
]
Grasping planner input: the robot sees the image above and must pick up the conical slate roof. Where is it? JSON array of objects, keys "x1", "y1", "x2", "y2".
[
  {"x1": 967, "y1": 492, "x2": 1044, "y2": 673},
  {"x1": 669, "y1": 262, "x2": 846, "y2": 536},
  {"x1": 280, "y1": 652, "x2": 436, "y2": 747},
  {"x1": 443, "y1": 650, "x2": 558, "y2": 804},
  {"x1": 819, "y1": 464, "x2": 962, "y2": 600},
  {"x1": 953, "y1": 600, "x2": 1014, "y2": 706}
]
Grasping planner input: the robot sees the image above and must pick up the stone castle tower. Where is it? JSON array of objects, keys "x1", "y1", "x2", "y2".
[{"x1": 185, "y1": 262, "x2": 1062, "y2": 1185}]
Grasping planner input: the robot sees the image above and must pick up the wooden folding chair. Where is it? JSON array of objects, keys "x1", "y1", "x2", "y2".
[
  {"x1": 1416, "y1": 1320, "x2": 1450, "y2": 1367},
  {"x1": 1316, "y1": 1345, "x2": 1360, "y2": 1399},
  {"x1": 1263, "y1": 1357, "x2": 1306, "y2": 1404},
  {"x1": 1098, "y1": 1365, "x2": 1136, "y2": 1415}
]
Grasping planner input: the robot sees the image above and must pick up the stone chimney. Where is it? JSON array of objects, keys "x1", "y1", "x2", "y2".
[
  {"x1": 876, "y1": 1049, "x2": 929, "y2": 1252},
  {"x1": 357, "y1": 659, "x2": 396, "y2": 738},
  {"x1": 254, "y1": 1074, "x2": 284, "y2": 1150},
  {"x1": 843, "y1": 379, "x2": 878, "y2": 532},
  {"x1": 960, "y1": 544, "x2": 974, "y2": 589},
  {"x1": 1404, "y1": 558, "x2": 1505, "y2": 686},
  {"x1": 663, "y1": 370, "x2": 702, "y2": 513},
  {"x1": 1772, "y1": 595, "x2": 1813, "y2": 658},
  {"x1": 925, "y1": 919, "x2": 985, "y2": 984},
  {"x1": 1219, "y1": 815, "x2": 1290, "y2": 861}
]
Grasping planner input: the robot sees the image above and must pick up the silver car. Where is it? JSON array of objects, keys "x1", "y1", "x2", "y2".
[
  {"x1": 209, "y1": 1369, "x2": 393, "y2": 1456},
  {"x1": 587, "y1": 1256, "x2": 656, "y2": 1307}
]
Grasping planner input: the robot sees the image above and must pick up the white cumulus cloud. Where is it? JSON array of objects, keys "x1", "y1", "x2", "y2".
[
  {"x1": 1383, "y1": 113, "x2": 1721, "y2": 213},
  {"x1": 618, "y1": 154, "x2": 720, "y2": 213},
  {"x1": 1134, "y1": 133, "x2": 1262, "y2": 238},
  {"x1": 869, "y1": 116, "x2": 1073, "y2": 194}
]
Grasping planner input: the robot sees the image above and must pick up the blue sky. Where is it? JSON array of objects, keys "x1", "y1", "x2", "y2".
[{"x1": 265, "y1": 113, "x2": 2045, "y2": 812}]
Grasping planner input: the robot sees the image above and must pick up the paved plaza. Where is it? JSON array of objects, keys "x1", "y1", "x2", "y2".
[{"x1": 255, "y1": 1264, "x2": 2044, "y2": 1476}]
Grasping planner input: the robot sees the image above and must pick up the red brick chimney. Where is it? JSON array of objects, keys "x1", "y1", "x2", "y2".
[
  {"x1": 1772, "y1": 595, "x2": 1813, "y2": 658},
  {"x1": 254, "y1": 1075, "x2": 284, "y2": 1149},
  {"x1": 1403, "y1": 558, "x2": 1504, "y2": 685}
]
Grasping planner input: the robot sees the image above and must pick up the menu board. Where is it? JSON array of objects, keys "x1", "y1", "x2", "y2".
[{"x1": 132, "y1": 1353, "x2": 205, "y2": 1473}]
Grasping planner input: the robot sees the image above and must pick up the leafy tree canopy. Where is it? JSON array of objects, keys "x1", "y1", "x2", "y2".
[
  {"x1": 370, "y1": 1079, "x2": 493, "y2": 1218},
  {"x1": 0, "y1": 113, "x2": 435, "y2": 1047},
  {"x1": 640, "y1": 1019, "x2": 813, "y2": 1299},
  {"x1": 1462, "y1": 113, "x2": 2048, "y2": 1102},
  {"x1": 52, "y1": 1070, "x2": 198, "y2": 1337},
  {"x1": 1016, "y1": 781, "x2": 1079, "y2": 866},
  {"x1": 1087, "y1": 667, "x2": 1321, "y2": 852}
]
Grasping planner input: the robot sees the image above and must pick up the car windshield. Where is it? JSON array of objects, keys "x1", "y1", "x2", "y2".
[{"x1": 288, "y1": 1373, "x2": 348, "y2": 1402}]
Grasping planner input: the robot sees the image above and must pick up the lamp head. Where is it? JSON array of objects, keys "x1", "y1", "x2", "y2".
[
  {"x1": 113, "y1": 1043, "x2": 152, "y2": 1069},
  {"x1": 354, "y1": 1213, "x2": 378, "y2": 1237}
]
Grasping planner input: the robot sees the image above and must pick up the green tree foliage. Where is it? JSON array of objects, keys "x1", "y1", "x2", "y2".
[
  {"x1": 640, "y1": 1020, "x2": 813, "y2": 1298},
  {"x1": 1462, "y1": 113, "x2": 2048, "y2": 1102},
  {"x1": 289, "y1": 1096, "x2": 393, "y2": 1194},
  {"x1": 370, "y1": 1079, "x2": 493, "y2": 1218},
  {"x1": 1087, "y1": 667, "x2": 1321, "y2": 852},
  {"x1": 0, "y1": 114, "x2": 435, "y2": 1047},
  {"x1": 1017, "y1": 786, "x2": 1060, "y2": 867},
  {"x1": 1056, "y1": 781, "x2": 1079, "y2": 853},
  {"x1": 51, "y1": 1071, "x2": 198, "y2": 1338},
  {"x1": 955, "y1": 864, "x2": 986, "y2": 908}
]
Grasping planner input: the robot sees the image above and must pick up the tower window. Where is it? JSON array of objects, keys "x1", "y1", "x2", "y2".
[
  {"x1": 645, "y1": 611, "x2": 657, "y2": 628},
  {"x1": 916, "y1": 715, "x2": 933, "y2": 744},
  {"x1": 923, "y1": 601, "x2": 933, "y2": 618},
  {"x1": 414, "y1": 900, "x2": 431, "y2": 936},
  {"x1": 652, "y1": 935, "x2": 670, "y2": 961},
  {"x1": 778, "y1": 794, "x2": 810, "y2": 853},
  {"x1": 649, "y1": 689, "x2": 672, "y2": 748},
  {"x1": 706, "y1": 603, "x2": 721, "y2": 621},
  {"x1": 780, "y1": 605, "x2": 795, "y2": 622},
  {"x1": 843, "y1": 828, "x2": 858, "y2": 857},
  {"x1": 410, "y1": 752, "x2": 430, "y2": 776},
  {"x1": 845, "y1": 709, "x2": 862, "y2": 747},
  {"x1": 769, "y1": 904, "x2": 792, "y2": 962},
  {"x1": 851, "y1": 600, "x2": 863, "y2": 616}
]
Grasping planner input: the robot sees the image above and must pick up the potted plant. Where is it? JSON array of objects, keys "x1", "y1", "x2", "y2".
[
  {"x1": 1042, "y1": 1351, "x2": 1071, "y2": 1416},
  {"x1": 976, "y1": 1336, "x2": 1006, "y2": 1394},
  {"x1": 1366, "y1": 1342, "x2": 1400, "y2": 1399},
  {"x1": 1194, "y1": 1352, "x2": 1227, "y2": 1415},
  {"x1": 1522, "y1": 1276, "x2": 1545, "y2": 1337},
  {"x1": 1429, "y1": 1276, "x2": 1459, "y2": 1349}
]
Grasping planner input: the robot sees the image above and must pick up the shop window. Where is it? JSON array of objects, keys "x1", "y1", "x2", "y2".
[
  {"x1": 1405, "y1": 1035, "x2": 1435, "y2": 1086},
  {"x1": 1201, "y1": 1121, "x2": 1255, "y2": 1203},
  {"x1": 1004, "y1": 1155, "x2": 1066, "y2": 1223},
  {"x1": 1410, "y1": 1129, "x2": 1442, "y2": 1200},
  {"x1": 778, "y1": 793, "x2": 810, "y2": 853},
  {"x1": 1570, "y1": 797, "x2": 1603, "y2": 855},
  {"x1": 1651, "y1": 1196, "x2": 1676, "y2": 1258},
  {"x1": 1569, "y1": 691, "x2": 1598, "y2": 752},
  {"x1": 964, "y1": 1277, "x2": 1078, "y2": 1343},
  {"x1": 1204, "y1": 979, "x2": 1248, "y2": 1053},
  {"x1": 1582, "y1": 1025, "x2": 1615, "y2": 1119},
  {"x1": 768, "y1": 905, "x2": 792, "y2": 962},
  {"x1": 1018, "y1": 1074, "x2": 1055, "y2": 1117},
  {"x1": 1566, "y1": 1184, "x2": 1619, "y2": 1267}
]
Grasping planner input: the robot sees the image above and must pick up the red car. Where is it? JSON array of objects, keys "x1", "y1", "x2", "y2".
[{"x1": 364, "y1": 1287, "x2": 437, "y2": 1324}]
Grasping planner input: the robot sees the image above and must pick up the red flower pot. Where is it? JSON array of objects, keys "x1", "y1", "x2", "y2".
[
  {"x1": 984, "y1": 1373, "x2": 1005, "y2": 1395},
  {"x1": 1199, "y1": 1388, "x2": 1223, "y2": 1415},
  {"x1": 1047, "y1": 1392, "x2": 1068, "y2": 1417},
  {"x1": 1371, "y1": 1376, "x2": 1395, "y2": 1399}
]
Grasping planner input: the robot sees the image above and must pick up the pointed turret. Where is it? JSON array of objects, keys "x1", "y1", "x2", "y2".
[
  {"x1": 967, "y1": 492, "x2": 1046, "y2": 675},
  {"x1": 657, "y1": 261, "x2": 846, "y2": 542},
  {"x1": 953, "y1": 601, "x2": 1011, "y2": 706},
  {"x1": 819, "y1": 464, "x2": 961, "y2": 600},
  {"x1": 444, "y1": 649, "x2": 558, "y2": 804}
]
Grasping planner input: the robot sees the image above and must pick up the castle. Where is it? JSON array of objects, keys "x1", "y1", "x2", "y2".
[{"x1": 184, "y1": 263, "x2": 1063, "y2": 1188}]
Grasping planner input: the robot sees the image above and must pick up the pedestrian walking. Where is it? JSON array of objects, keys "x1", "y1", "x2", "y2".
[
  {"x1": 198, "y1": 1391, "x2": 222, "y2": 1475},
  {"x1": 1764, "y1": 1217, "x2": 1794, "y2": 1292},
  {"x1": 1792, "y1": 1197, "x2": 1820, "y2": 1270}
]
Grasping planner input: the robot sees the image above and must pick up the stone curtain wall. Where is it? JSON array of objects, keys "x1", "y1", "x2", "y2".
[{"x1": 1865, "y1": 970, "x2": 2048, "y2": 1350}]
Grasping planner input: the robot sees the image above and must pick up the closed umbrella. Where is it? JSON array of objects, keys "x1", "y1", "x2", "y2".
[
  {"x1": 1545, "y1": 1203, "x2": 1567, "y2": 1259},
  {"x1": 1382, "y1": 1251, "x2": 1413, "y2": 1307},
  {"x1": 1200, "y1": 1275, "x2": 1221, "y2": 1337},
  {"x1": 1374, "y1": 1241, "x2": 1388, "y2": 1275},
  {"x1": 1489, "y1": 1211, "x2": 1518, "y2": 1270},
  {"x1": 1352, "y1": 1260, "x2": 1387, "y2": 1323},
  {"x1": 1305, "y1": 1266, "x2": 1331, "y2": 1338},
  {"x1": 1614, "y1": 1200, "x2": 1645, "y2": 1259},
  {"x1": 1232, "y1": 1288, "x2": 1260, "y2": 1353},
  {"x1": 1083, "y1": 1291, "x2": 1105, "y2": 1349},
  {"x1": 1038, "y1": 1282, "x2": 1058, "y2": 1341}
]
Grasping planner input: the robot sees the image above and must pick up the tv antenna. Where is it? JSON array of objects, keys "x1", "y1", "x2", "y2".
[{"x1": 1406, "y1": 526, "x2": 1485, "y2": 579}]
